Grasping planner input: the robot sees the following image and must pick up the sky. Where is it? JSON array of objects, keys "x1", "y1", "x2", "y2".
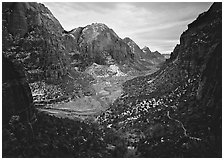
[{"x1": 43, "y1": 2, "x2": 212, "y2": 54}]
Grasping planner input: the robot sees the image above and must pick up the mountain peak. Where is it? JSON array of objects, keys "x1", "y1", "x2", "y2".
[
  {"x1": 123, "y1": 37, "x2": 133, "y2": 42},
  {"x1": 152, "y1": 50, "x2": 164, "y2": 58},
  {"x1": 90, "y1": 22, "x2": 109, "y2": 29},
  {"x1": 83, "y1": 23, "x2": 110, "y2": 33}
]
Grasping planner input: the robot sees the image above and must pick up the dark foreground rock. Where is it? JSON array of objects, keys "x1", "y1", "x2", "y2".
[{"x1": 2, "y1": 55, "x2": 35, "y2": 124}]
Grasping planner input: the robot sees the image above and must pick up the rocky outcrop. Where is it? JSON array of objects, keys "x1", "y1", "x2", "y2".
[{"x1": 2, "y1": 56, "x2": 35, "y2": 124}]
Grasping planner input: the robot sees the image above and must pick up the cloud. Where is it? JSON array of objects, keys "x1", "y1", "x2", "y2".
[{"x1": 43, "y1": 2, "x2": 212, "y2": 54}]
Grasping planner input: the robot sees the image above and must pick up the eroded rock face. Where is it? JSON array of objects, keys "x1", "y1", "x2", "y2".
[
  {"x1": 2, "y1": 56, "x2": 34, "y2": 124},
  {"x1": 2, "y1": 2, "x2": 70, "y2": 83}
]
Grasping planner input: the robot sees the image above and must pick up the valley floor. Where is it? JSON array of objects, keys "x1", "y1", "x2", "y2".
[{"x1": 36, "y1": 64, "x2": 159, "y2": 120}]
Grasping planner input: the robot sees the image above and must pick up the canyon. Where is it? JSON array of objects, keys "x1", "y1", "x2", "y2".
[{"x1": 2, "y1": 2, "x2": 222, "y2": 158}]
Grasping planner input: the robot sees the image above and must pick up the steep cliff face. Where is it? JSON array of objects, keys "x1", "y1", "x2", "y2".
[
  {"x1": 2, "y1": 56, "x2": 35, "y2": 124},
  {"x1": 2, "y1": 2, "x2": 70, "y2": 83}
]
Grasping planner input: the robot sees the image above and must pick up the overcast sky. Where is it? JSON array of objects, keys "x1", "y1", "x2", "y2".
[{"x1": 43, "y1": 2, "x2": 212, "y2": 54}]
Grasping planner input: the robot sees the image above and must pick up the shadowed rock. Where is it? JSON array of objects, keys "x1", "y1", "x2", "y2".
[{"x1": 2, "y1": 56, "x2": 35, "y2": 124}]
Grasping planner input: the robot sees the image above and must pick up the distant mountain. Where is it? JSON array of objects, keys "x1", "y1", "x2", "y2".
[
  {"x1": 66, "y1": 23, "x2": 135, "y2": 67},
  {"x1": 123, "y1": 37, "x2": 146, "y2": 59},
  {"x1": 123, "y1": 37, "x2": 154, "y2": 67},
  {"x1": 141, "y1": 46, "x2": 166, "y2": 64},
  {"x1": 123, "y1": 37, "x2": 166, "y2": 67},
  {"x1": 66, "y1": 23, "x2": 167, "y2": 71}
]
